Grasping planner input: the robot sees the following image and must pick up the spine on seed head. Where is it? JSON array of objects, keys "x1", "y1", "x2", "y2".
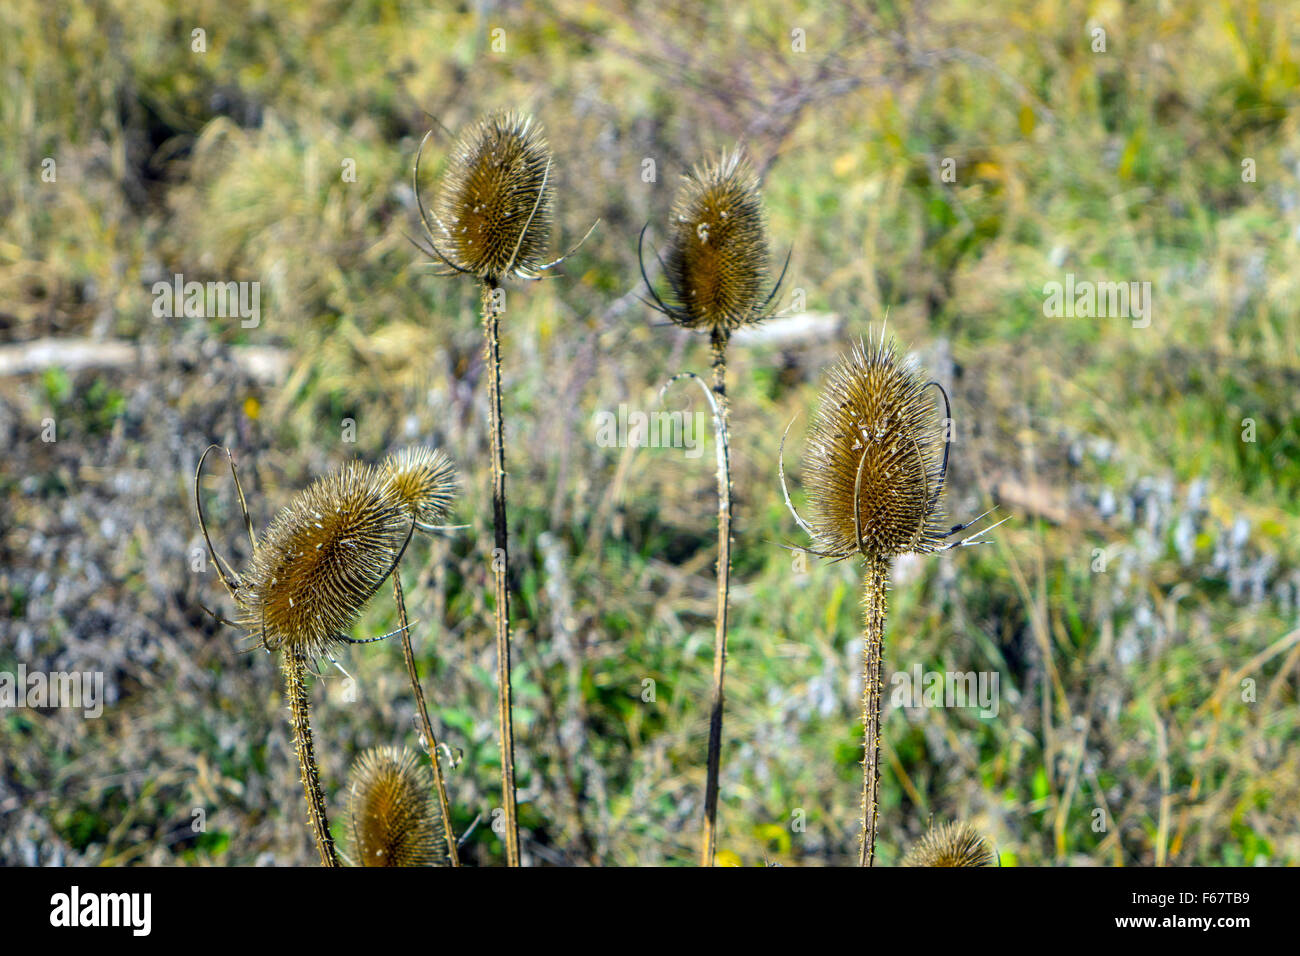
[
  {"x1": 802, "y1": 335, "x2": 948, "y2": 559},
  {"x1": 901, "y1": 821, "x2": 997, "y2": 867},
  {"x1": 347, "y1": 746, "x2": 450, "y2": 867},
  {"x1": 661, "y1": 148, "x2": 771, "y2": 333},
  {"x1": 382, "y1": 446, "x2": 458, "y2": 528},
  {"x1": 432, "y1": 110, "x2": 555, "y2": 281},
  {"x1": 235, "y1": 462, "x2": 411, "y2": 660}
]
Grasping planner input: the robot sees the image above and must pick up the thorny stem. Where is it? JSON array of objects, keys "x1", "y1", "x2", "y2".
[
  {"x1": 700, "y1": 327, "x2": 732, "y2": 867},
  {"x1": 483, "y1": 278, "x2": 521, "y2": 866},
  {"x1": 859, "y1": 553, "x2": 891, "y2": 867},
  {"x1": 393, "y1": 571, "x2": 460, "y2": 866},
  {"x1": 281, "y1": 651, "x2": 339, "y2": 867}
]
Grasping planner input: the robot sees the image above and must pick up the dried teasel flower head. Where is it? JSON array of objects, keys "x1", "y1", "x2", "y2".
[
  {"x1": 799, "y1": 331, "x2": 949, "y2": 559},
  {"x1": 902, "y1": 821, "x2": 997, "y2": 867},
  {"x1": 643, "y1": 148, "x2": 787, "y2": 335},
  {"x1": 235, "y1": 462, "x2": 414, "y2": 660},
  {"x1": 382, "y1": 446, "x2": 457, "y2": 530},
  {"x1": 347, "y1": 746, "x2": 450, "y2": 867},
  {"x1": 426, "y1": 110, "x2": 555, "y2": 282}
]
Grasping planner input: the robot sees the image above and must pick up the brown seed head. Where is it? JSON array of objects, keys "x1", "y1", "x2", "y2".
[
  {"x1": 432, "y1": 110, "x2": 554, "y2": 281},
  {"x1": 662, "y1": 148, "x2": 771, "y2": 333},
  {"x1": 236, "y1": 462, "x2": 412, "y2": 659},
  {"x1": 803, "y1": 334, "x2": 947, "y2": 558},
  {"x1": 382, "y1": 446, "x2": 457, "y2": 528},
  {"x1": 347, "y1": 746, "x2": 450, "y2": 867},
  {"x1": 902, "y1": 821, "x2": 997, "y2": 867}
]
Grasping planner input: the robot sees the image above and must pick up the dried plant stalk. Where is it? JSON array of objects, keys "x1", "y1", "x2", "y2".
[
  {"x1": 483, "y1": 277, "x2": 520, "y2": 867},
  {"x1": 643, "y1": 148, "x2": 788, "y2": 866},
  {"x1": 412, "y1": 109, "x2": 594, "y2": 865},
  {"x1": 699, "y1": 329, "x2": 734, "y2": 866},
  {"x1": 282, "y1": 651, "x2": 339, "y2": 867},
  {"x1": 783, "y1": 331, "x2": 1005, "y2": 866},
  {"x1": 859, "y1": 553, "x2": 890, "y2": 867},
  {"x1": 392, "y1": 571, "x2": 459, "y2": 866}
]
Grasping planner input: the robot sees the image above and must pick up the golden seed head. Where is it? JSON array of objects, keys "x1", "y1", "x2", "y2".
[
  {"x1": 347, "y1": 746, "x2": 449, "y2": 867},
  {"x1": 902, "y1": 821, "x2": 997, "y2": 867},
  {"x1": 803, "y1": 335, "x2": 947, "y2": 558},
  {"x1": 433, "y1": 110, "x2": 554, "y2": 281},
  {"x1": 236, "y1": 462, "x2": 411, "y2": 659},
  {"x1": 382, "y1": 446, "x2": 457, "y2": 528},
  {"x1": 662, "y1": 148, "x2": 770, "y2": 333}
]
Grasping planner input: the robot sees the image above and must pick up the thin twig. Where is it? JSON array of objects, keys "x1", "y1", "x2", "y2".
[
  {"x1": 392, "y1": 571, "x2": 459, "y2": 866},
  {"x1": 482, "y1": 278, "x2": 521, "y2": 866}
]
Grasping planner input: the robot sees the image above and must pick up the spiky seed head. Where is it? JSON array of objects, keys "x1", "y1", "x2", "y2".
[
  {"x1": 382, "y1": 446, "x2": 457, "y2": 528},
  {"x1": 803, "y1": 335, "x2": 947, "y2": 558},
  {"x1": 236, "y1": 462, "x2": 411, "y2": 659},
  {"x1": 662, "y1": 148, "x2": 770, "y2": 333},
  {"x1": 432, "y1": 110, "x2": 554, "y2": 281},
  {"x1": 347, "y1": 746, "x2": 450, "y2": 867},
  {"x1": 902, "y1": 821, "x2": 997, "y2": 867}
]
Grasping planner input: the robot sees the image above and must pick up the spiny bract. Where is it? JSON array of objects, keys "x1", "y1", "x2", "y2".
[
  {"x1": 663, "y1": 148, "x2": 770, "y2": 332},
  {"x1": 432, "y1": 110, "x2": 554, "y2": 281},
  {"x1": 348, "y1": 746, "x2": 449, "y2": 867},
  {"x1": 902, "y1": 821, "x2": 997, "y2": 867},
  {"x1": 803, "y1": 334, "x2": 947, "y2": 558},
  {"x1": 382, "y1": 446, "x2": 457, "y2": 528},
  {"x1": 236, "y1": 462, "x2": 411, "y2": 659}
]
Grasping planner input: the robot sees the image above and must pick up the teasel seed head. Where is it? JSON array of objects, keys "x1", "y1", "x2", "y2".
[
  {"x1": 347, "y1": 746, "x2": 450, "y2": 867},
  {"x1": 801, "y1": 333, "x2": 948, "y2": 559},
  {"x1": 660, "y1": 148, "x2": 773, "y2": 333},
  {"x1": 902, "y1": 821, "x2": 997, "y2": 867},
  {"x1": 382, "y1": 446, "x2": 457, "y2": 530},
  {"x1": 431, "y1": 110, "x2": 554, "y2": 282},
  {"x1": 236, "y1": 462, "x2": 413, "y2": 660}
]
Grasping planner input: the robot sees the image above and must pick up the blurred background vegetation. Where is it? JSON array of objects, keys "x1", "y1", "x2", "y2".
[{"x1": 1, "y1": 0, "x2": 1298, "y2": 866}]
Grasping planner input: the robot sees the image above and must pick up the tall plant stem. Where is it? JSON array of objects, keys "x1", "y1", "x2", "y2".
[
  {"x1": 393, "y1": 571, "x2": 460, "y2": 866},
  {"x1": 281, "y1": 651, "x2": 339, "y2": 867},
  {"x1": 700, "y1": 328, "x2": 732, "y2": 867},
  {"x1": 482, "y1": 278, "x2": 520, "y2": 866},
  {"x1": 859, "y1": 553, "x2": 891, "y2": 866}
]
